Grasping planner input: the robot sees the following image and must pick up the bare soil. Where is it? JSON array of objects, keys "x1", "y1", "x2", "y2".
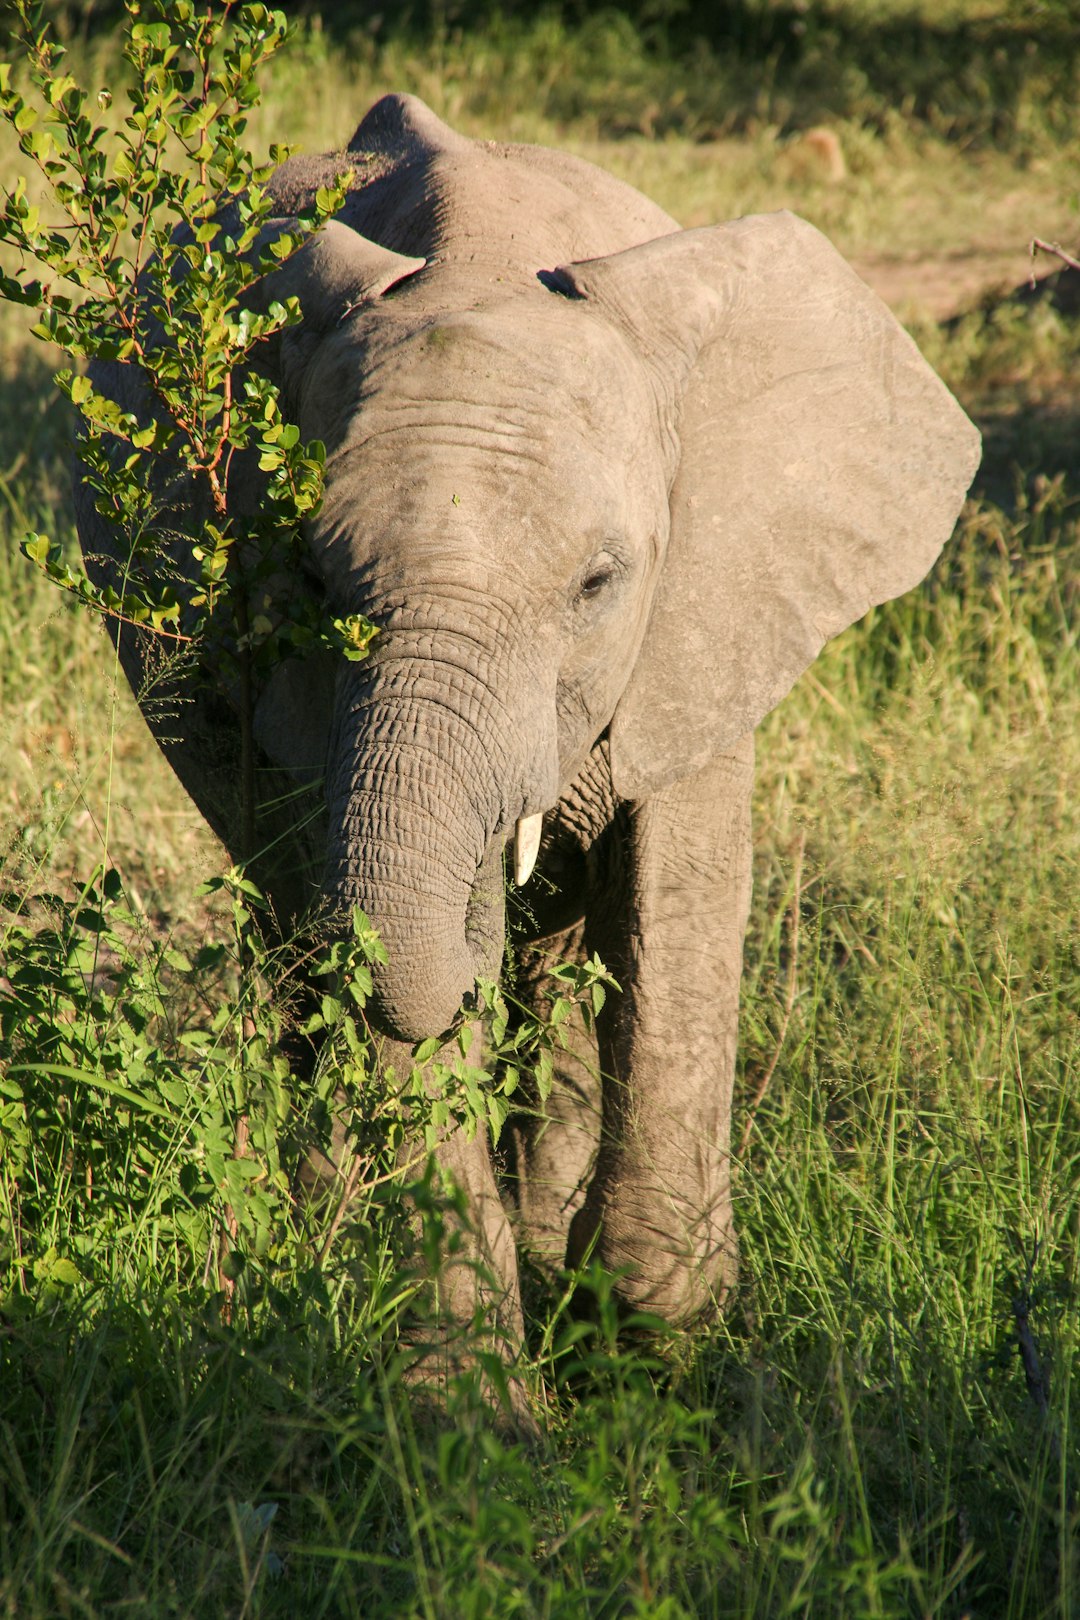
[{"x1": 852, "y1": 245, "x2": 1058, "y2": 320}]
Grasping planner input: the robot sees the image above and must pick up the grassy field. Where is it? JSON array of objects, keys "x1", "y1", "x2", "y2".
[{"x1": 2, "y1": 4, "x2": 1080, "y2": 1616}]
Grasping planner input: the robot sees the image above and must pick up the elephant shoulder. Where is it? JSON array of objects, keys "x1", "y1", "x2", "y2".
[
  {"x1": 266, "y1": 97, "x2": 461, "y2": 257},
  {"x1": 269, "y1": 95, "x2": 458, "y2": 212},
  {"x1": 266, "y1": 148, "x2": 383, "y2": 218}
]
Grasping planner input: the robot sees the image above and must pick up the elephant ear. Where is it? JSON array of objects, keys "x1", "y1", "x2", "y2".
[
  {"x1": 550, "y1": 212, "x2": 981, "y2": 801},
  {"x1": 247, "y1": 218, "x2": 425, "y2": 332}
]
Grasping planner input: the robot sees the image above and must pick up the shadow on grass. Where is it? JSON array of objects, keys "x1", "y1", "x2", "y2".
[
  {"x1": 975, "y1": 403, "x2": 1080, "y2": 509},
  {"x1": 331, "y1": 0, "x2": 1080, "y2": 144},
  {"x1": 936, "y1": 267, "x2": 1080, "y2": 509},
  {"x1": 0, "y1": 342, "x2": 74, "y2": 539},
  {"x1": 3, "y1": 1257, "x2": 1073, "y2": 1618},
  {"x1": 0, "y1": 1282, "x2": 417, "y2": 1617}
]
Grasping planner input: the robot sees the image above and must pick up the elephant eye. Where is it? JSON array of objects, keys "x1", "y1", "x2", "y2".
[{"x1": 576, "y1": 562, "x2": 617, "y2": 602}]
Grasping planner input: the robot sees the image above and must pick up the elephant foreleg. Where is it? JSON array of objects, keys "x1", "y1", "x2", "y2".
[
  {"x1": 506, "y1": 920, "x2": 602, "y2": 1272},
  {"x1": 568, "y1": 735, "x2": 755, "y2": 1324},
  {"x1": 415, "y1": 1085, "x2": 527, "y2": 1355},
  {"x1": 298, "y1": 1030, "x2": 526, "y2": 1355}
]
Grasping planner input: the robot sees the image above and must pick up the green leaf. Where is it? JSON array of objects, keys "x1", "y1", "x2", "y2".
[
  {"x1": 0, "y1": 270, "x2": 44, "y2": 307},
  {"x1": 487, "y1": 1090, "x2": 510, "y2": 1147},
  {"x1": 220, "y1": 1249, "x2": 246, "y2": 1282},
  {"x1": 34, "y1": 1250, "x2": 83, "y2": 1288},
  {"x1": 331, "y1": 615, "x2": 379, "y2": 662},
  {"x1": 8, "y1": 1064, "x2": 174, "y2": 1119},
  {"x1": 22, "y1": 532, "x2": 52, "y2": 564},
  {"x1": 131, "y1": 21, "x2": 172, "y2": 50}
]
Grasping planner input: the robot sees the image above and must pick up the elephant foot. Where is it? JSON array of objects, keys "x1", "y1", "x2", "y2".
[
  {"x1": 398, "y1": 1325, "x2": 540, "y2": 1441},
  {"x1": 565, "y1": 1195, "x2": 739, "y2": 1328}
]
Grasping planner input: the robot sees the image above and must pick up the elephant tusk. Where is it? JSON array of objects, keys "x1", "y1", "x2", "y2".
[{"x1": 514, "y1": 813, "x2": 543, "y2": 886}]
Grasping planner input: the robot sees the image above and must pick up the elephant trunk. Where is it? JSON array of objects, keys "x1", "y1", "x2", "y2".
[{"x1": 323, "y1": 655, "x2": 550, "y2": 1044}]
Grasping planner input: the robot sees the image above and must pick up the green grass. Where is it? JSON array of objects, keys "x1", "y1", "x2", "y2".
[{"x1": 3, "y1": 5, "x2": 1080, "y2": 1616}]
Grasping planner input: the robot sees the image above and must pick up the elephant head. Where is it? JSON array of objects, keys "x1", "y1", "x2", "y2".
[{"x1": 246, "y1": 196, "x2": 977, "y2": 1048}]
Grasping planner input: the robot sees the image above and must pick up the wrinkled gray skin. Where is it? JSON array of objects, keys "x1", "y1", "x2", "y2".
[{"x1": 75, "y1": 94, "x2": 980, "y2": 1352}]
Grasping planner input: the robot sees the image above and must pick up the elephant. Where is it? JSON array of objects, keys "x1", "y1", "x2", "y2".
[{"x1": 74, "y1": 93, "x2": 980, "y2": 1360}]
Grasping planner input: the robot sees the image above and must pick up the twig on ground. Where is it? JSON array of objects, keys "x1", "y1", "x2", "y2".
[{"x1": 1030, "y1": 237, "x2": 1080, "y2": 286}]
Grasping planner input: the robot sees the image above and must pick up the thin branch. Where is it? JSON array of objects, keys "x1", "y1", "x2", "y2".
[
  {"x1": 60, "y1": 586, "x2": 193, "y2": 643},
  {"x1": 1030, "y1": 237, "x2": 1080, "y2": 286},
  {"x1": 233, "y1": 591, "x2": 256, "y2": 863},
  {"x1": 317, "y1": 1150, "x2": 367, "y2": 1267}
]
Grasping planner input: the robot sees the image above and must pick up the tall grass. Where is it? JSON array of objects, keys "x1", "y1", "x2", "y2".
[{"x1": 3, "y1": 7, "x2": 1080, "y2": 1616}]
